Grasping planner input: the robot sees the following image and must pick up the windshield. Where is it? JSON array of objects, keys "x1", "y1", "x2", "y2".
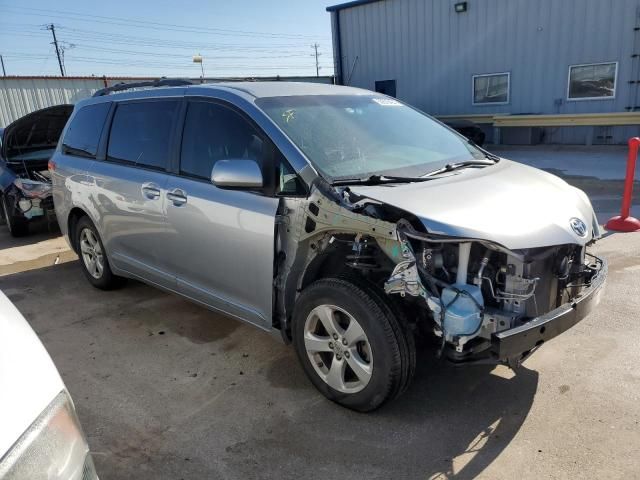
[{"x1": 256, "y1": 94, "x2": 486, "y2": 181}]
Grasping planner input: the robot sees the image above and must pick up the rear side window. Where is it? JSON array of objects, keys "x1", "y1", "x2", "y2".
[
  {"x1": 180, "y1": 101, "x2": 265, "y2": 180},
  {"x1": 107, "y1": 101, "x2": 178, "y2": 170},
  {"x1": 62, "y1": 103, "x2": 110, "y2": 158}
]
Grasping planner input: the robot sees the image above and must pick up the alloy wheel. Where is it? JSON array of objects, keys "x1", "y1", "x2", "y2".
[
  {"x1": 79, "y1": 228, "x2": 104, "y2": 279},
  {"x1": 303, "y1": 304, "x2": 373, "y2": 393}
]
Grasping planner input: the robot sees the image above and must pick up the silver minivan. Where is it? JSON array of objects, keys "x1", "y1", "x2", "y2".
[{"x1": 52, "y1": 80, "x2": 606, "y2": 411}]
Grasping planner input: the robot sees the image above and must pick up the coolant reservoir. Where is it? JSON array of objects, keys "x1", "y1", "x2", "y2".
[{"x1": 440, "y1": 284, "x2": 484, "y2": 336}]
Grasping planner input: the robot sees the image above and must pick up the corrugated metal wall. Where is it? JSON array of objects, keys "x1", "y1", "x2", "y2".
[
  {"x1": 332, "y1": 0, "x2": 640, "y2": 143},
  {"x1": 0, "y1": 75, "x2": 334, "y2": 127},
  {"x1": 0, "y1": 77, "x2": 142, "y2": 127}
]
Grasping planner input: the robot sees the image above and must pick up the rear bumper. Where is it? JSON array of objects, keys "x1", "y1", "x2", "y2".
[{"x1": 491, "y1": 257, "x2": 607, "y2": 361}]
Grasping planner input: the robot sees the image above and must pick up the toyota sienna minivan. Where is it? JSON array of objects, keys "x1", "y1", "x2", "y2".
[{"x1": 51, "y1": 79, "x2": 606, "y2": 411}]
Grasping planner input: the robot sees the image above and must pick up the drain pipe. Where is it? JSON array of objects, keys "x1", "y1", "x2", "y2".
[{"x1": 456, "y1": 243, "x2": 472, "y2": 285}]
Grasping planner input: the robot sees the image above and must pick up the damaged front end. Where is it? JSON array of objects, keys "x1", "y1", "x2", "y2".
[
  {"x1": 384, "y1": 220, "x2": 606, "y2": 366},
  {"x1": 1, "y1": 105, "x2": 72, "y2": 230},
  {"x1": 1, "y1": 175, "x2": 55, "y2": 222},
  {"x1": 276, "y1": 178, "x2": 606, "y2": 368}
]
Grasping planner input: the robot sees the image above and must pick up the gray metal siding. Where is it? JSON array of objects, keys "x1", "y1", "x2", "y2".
[
  {"x1": 335, "y1": 0, "x2": 640, "y2": 116},
  {"x1": 0, "y1": 77, "x2": 105, "y2": 127}
]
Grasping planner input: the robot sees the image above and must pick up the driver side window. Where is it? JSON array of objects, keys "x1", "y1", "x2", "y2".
[{"x1": 179, "y1": 101, "x2": 265, "y2": 180}]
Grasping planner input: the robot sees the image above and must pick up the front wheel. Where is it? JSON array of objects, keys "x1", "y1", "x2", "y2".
[{"x1": 292, "y1": 277, "x2": 416, "y2": 412}]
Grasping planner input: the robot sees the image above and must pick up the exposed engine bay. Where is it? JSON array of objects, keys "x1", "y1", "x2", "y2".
[
  {"x1": 275, "y1": 177, "x2": 606, "y2": 367},
  {"x1": 383, "y1": 220, "x2": 604, "y2": 363},
  {"x1": 0, "y1": 105, "x2": 72, "y2": 229}
]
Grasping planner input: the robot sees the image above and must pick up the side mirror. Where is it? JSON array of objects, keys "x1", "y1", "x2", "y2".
[{"x1": 211, "y1": 159, "x2": 263, "y2": 189}]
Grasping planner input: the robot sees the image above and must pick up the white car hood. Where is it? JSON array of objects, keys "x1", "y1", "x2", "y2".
[
  {"x1": 350, "y1": 159, "x2": 597, "y2": 250},
  {"x1": 0, "y1": 291, "x2": 64, "y2": 458}
]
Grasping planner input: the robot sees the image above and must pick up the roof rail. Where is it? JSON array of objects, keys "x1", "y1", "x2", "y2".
[{"x1": 93, "y1": 78, "x2": 194, "y2": 97}]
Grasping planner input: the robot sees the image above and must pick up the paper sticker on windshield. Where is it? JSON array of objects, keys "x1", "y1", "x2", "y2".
[{"x1": 372, "y1": 98, "x2": 402, "y2": 106}]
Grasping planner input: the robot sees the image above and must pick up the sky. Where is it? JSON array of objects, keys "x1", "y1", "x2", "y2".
[{"x1": 0, "y1": 0, "x2": 336, "y2": 78}]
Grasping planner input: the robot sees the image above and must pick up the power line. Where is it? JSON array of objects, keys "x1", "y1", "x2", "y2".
[
  {"x1": 0, "y1": 24, "x2": 333, "y2": 55},
  {"x1": 57, "y1": 27, "x2": 319, "y2": 50},
  {"x1": 1, "y1": 19, "x2": 335, "y2": 77},
  {"x1": 70, "y1": 44, "x2": 315, "y2": 60},
  {"x1": 3, "y1": 6, "x2": 330, "y2": 40}
]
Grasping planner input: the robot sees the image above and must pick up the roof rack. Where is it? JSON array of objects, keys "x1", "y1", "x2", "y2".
[{"x1": 93, "y1": 78, "x2": 194, "y2": 97}]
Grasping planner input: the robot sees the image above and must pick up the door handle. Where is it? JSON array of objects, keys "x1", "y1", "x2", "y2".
[
  {"x1": 141, "y1": 182, "x2": 161, "y2": 200},
  {"x1": 167, "y1": 188, "x2": 187, "y2": 206}
]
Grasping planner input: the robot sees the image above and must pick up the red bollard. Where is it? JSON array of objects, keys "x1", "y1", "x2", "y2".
[{"x1": 605, "y1": 137, "x2": 640, "y2": 232}]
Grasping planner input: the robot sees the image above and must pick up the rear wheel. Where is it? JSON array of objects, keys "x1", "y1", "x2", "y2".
[
  {"x1": 2, "y1": 195, "x2": 28, "y2": 237},
  {"x1": 292, "y1": 277, "x2": 416, "y2": 412},
  {"x1": 75, "y1": 216, "x2": 124, "y2": 290}
]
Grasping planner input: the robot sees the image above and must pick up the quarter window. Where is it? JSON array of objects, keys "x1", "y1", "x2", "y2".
[
  {"x1": 568, "y1": 62, "x2": 617, "y2": 100},
  {"x1": 107, "y1": 101, "x2": 178, "y2": 170},
  {"x1": 62, "y1": 103, "x2": 110, "y2": 158},
  {"x1": 180, "y1": 101, "x2": 265, "y2": 180},
  {"x1": 472, "y1": 72, "x2": 510, "y2": 105}
]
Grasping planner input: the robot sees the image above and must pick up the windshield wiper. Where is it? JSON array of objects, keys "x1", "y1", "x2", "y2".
[
  {"x1": 331, "y1": 157, "x2": 498, "y2": 186},
  {"x1": 332, "y1": 174, "x2": 439, "y2": 186},
  {"x1": 422, "y1": 158, "x2": 497, "y2": 177}
]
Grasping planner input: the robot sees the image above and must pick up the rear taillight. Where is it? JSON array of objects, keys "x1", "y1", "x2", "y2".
[{"x1": 48, "y1": 159, "x2": 56, "y2": 171}]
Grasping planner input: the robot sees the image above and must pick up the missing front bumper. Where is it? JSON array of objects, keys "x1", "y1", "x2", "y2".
[{"x1": 491, "y1": 257, "x2": 607, "y2": 362}]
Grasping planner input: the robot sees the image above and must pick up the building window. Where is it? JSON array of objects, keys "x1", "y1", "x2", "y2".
[
  {"x1": 472, "y1": 72, "x2": 510, "y2": 105},
  {"x1": 567, "y1": 62, "x2": 617, "y2": 100}
]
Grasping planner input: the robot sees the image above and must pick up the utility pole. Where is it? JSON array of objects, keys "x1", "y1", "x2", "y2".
[
  {"x1": 46, "y1": 24, "x2": 65, "y2": 76},
  {"x1": 0, "y1": 55, "x2": 6, "y2": 76},
  {"x1": 311, "y1": 43, "x2": 321, "y2": 77}
]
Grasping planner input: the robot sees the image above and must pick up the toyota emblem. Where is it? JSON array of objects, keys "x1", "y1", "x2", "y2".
[{"x1": 570, "y1": 217, "x2": 588, "y2": 237}]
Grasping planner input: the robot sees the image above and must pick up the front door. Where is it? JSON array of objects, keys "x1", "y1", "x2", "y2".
[{"x1": 163, "y1": 99, "x2": 279, "y2": 329}]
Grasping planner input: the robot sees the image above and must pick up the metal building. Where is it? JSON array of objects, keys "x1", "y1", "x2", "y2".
[{"x1": 328, "y1": 0, "x2": 640, "y2": 144}]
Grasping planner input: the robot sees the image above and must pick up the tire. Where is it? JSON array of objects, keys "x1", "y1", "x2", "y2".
[
  {"x1": 75, "y1": 216, "x2": 124, "y2": 290},
  {"x1": 292, "y1": 277, "x2": 416, "y2": 412},
  {"x1": 2, "y1": 195, "x2": 28, "y2": 237}
]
